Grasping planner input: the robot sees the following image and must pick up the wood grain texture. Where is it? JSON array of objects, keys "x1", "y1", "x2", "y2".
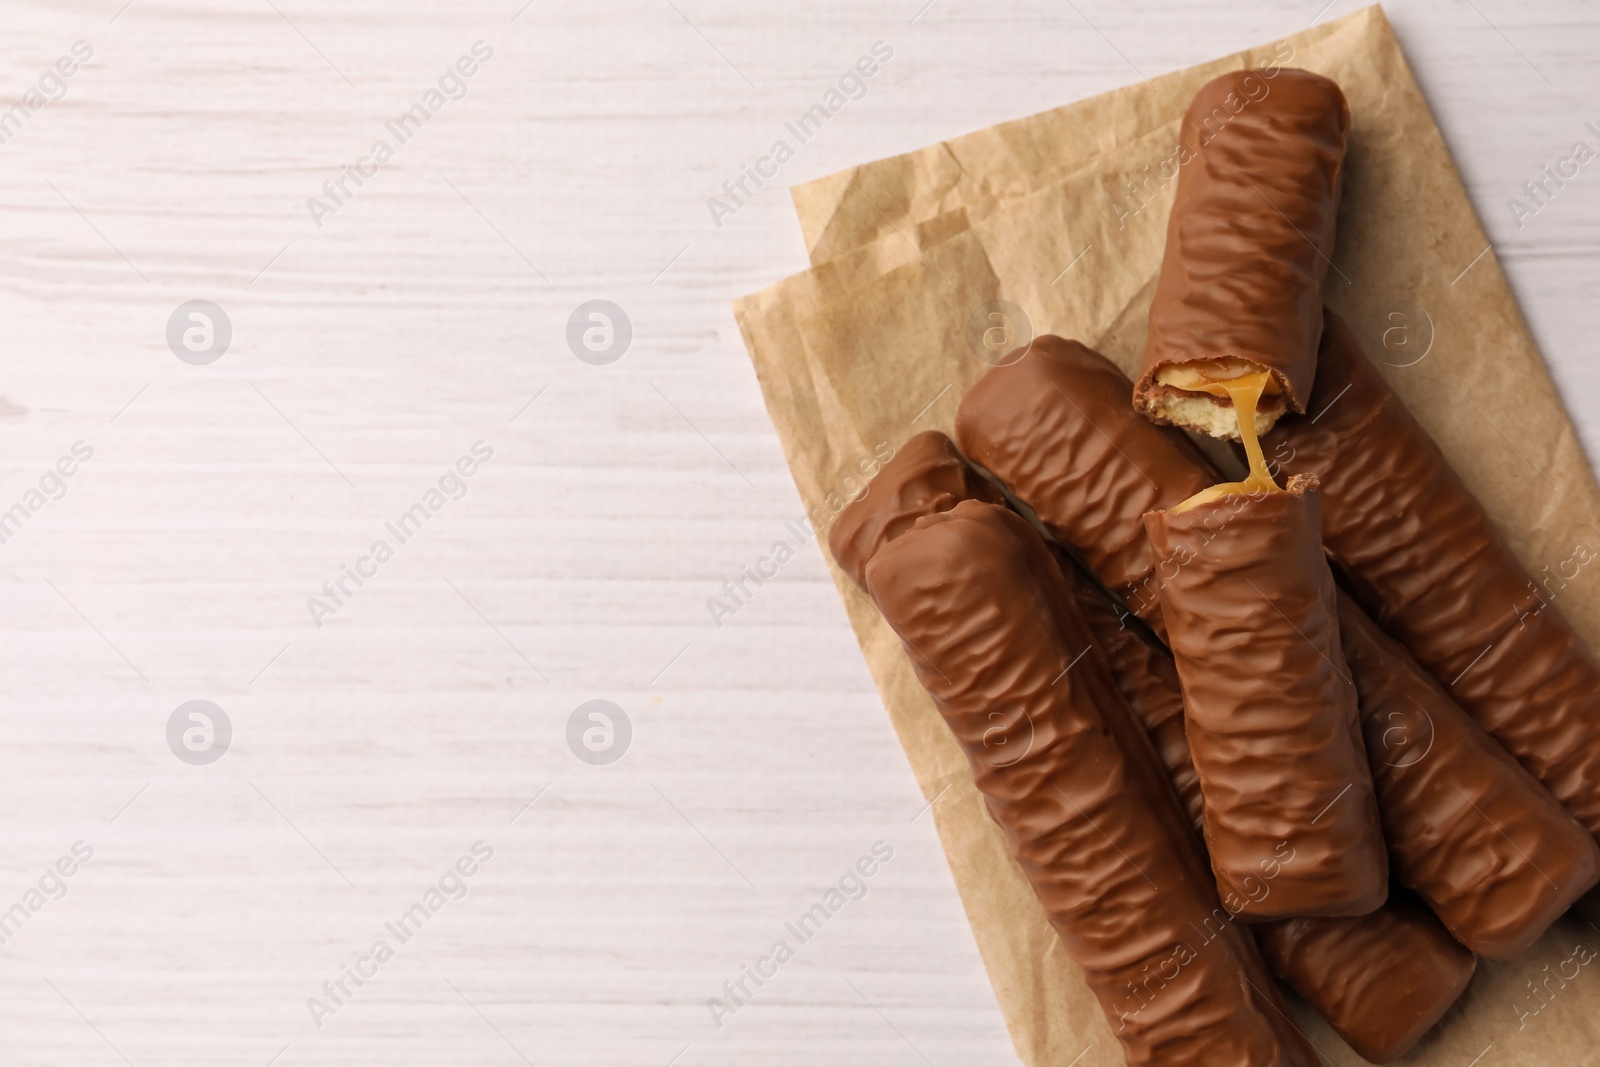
[{"x1": 0, "y1": 1, "x2": 1595, "y2": 1064}]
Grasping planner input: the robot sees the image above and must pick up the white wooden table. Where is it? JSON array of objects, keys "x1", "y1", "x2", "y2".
[{"x1": 0, "y1": 1, "x2": 1595, "y2": 1064}]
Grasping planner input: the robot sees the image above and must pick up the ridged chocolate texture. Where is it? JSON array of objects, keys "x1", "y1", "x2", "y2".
[
  {"x1": 837, "y1": 433, "x2": 1473, "y2": 1061},
  {"x1": 865, "y1": 501, "x2": 1316, "y2": 1067},
  {"x1": 1073, "y1": 586, "x2": 1205, "y2": 827},
  {"x1": 827, "y1": 428, "x2": 1210, "y2": 829},
  {"x1": 828, "y1": 430, "x2": 1005, "y2": 590},
  {"x1": 1338, "y1": 599, "x2": 1599, "y2": 957},
  {"x1": 1253, "y1": 893, "x2": 1475, "y2": 1064},
  {"x1": 959, "y1": 338, "x2": 1597, "y2": 951},
  {"x1": 1143, "y1": 478, "x2": 1388, "y2": 919},
  {"x1": 1076, "y1": 579, "x2": 1476, "y2": 1062},
  {"x1": 1264, "y1": 310, "x2": 1600, "y2": 841},
  {"x1": 1135, "y1": 69, "x2": 1349, "y2": 418},
  {"x1": 957, "y1": 336, "x2": 1217, "y2": 638}
]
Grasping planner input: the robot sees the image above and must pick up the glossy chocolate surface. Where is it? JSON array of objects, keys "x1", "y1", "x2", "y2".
[
  {"x1": 958, "y1": 336, "x2": 1215, "y2": 636},
  {"x1": 837, "y1": 436, "x2": 1473, "y2": 1060},
  {"x1": 959, "y1": 337, "x2": 1599, "y2": 952},
  {"x1": 1254, "y1": 892, "x2": 1475, "y2": 1064},
  {"x1": 828, "y1": 430, "x2": 1004, "y2": 590},
  {"x1": 866, "y1": 501, "x2": 1316, "y2": 1066},
  {"x1": 1071, "y1": 578, "x2": 1206, "y2": 827},
  {"x1": 1137, "y1": 68, "x2": 1349, "y2": 418},
  {"x1": 1144, "y1": 477, "x2": 1388, "y2": 919},
  {"x1": 1338, "y1": 599, "x2": 1598, "y2": 957},
  {"x1": 1265, "y1": 310, "x2": 1600, "y2": 843},
  {"x1": 1082, "y1": 572, "x2": 1475, "y2": 1062}
]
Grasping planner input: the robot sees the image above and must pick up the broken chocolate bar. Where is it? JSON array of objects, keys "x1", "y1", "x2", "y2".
[
  {"x1": 1144, "y1": 475, "x2": 1389, "y2": 920},
  {"x1": 958, "y1": 337, "x2": 1600, "y2": 954},
  {"x1": 833, "y1": 432, "x2": 1476, "y2": 1060},
  {"x1": 1264, "y1": 309, "x2": 1600, "y2": 848},
  {"x1": 1136, "y1": 68, "x2": 1349, "y2": 440}
]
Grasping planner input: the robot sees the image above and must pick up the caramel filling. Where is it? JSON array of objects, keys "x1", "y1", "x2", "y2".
[
  {"x1": 1158, "y1": 358, "x2": 1283, "y2": 397},
  {"x1": 1170, "y1": 370, "x2": 1281, "y2": 515}
]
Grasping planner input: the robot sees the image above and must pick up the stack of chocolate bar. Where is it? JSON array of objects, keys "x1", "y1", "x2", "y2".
[{"x1": 830, "y1": 68, "x2": 1600, "y2": 1066}]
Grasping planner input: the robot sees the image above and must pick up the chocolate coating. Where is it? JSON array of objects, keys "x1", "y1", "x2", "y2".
[
  {"x1": 838, "y1": 433, "x2": 1474, "y2": 1061},
  {"x1": 1338, "y1": 599, "x2": 1598, "y2": 957},
  {"x1": 1143, "y1": 477, "x2": 1388, "y2": 920},
  {"x1": 957, "y1": 336, "x2": 1216, "y2": 637},
  {"x1": 1079, "y1": 575, "x2": 1476, "y2": 1063},
  {"x1": 828, "y1": 430, "x2": 1005, "y2": 590},
  {"x1": 1136, "y1": 69, "x2": 1350, "y2": 422},
  {"x1": 1253, "y1": 892, "x2": 1475, "y2": 1064},
  {"x1": 866, "y1": 501, "x2": 1316, "y2": 1067},
  {"x1": 1264, "y1": 310, "x2": 1600, "y2": 844},
  {"x1": 1073, "y1": 583, "x2": 1205, "y2": 827},
  {"x1": 959, "y1": 337, "x2": 1600, "y2": 952}
]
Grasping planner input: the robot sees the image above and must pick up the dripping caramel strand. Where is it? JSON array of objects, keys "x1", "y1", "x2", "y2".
[{"x1": 1171, "y1": 371, "x2": 1280, "y2": 515}]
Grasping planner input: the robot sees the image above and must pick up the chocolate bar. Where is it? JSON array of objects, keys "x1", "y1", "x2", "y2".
[
  {"x1": 1264, "y1": 309, "x2": 1600, "y2": 845},
  {"x1": 1135, "y1": 69, "x2": 1349, "y2": 441},
  {"x1": 829, "y1": 430, "x2": 1005, "y2": 590},
  {"x1": 1253, "y1": 893, "x2": 1475, "y2": 1064},
  {"x1": 1336, "y1": 598, "x2": 1598, "y2": 957},
  {"x1": 865, "y1": 500, "x2": 1318, "y2": 1066},
  {"x1": 1143, "y1": 475, "x2": 1388, "y2": 920},
  {"x1": 1073, "y1": 568, "x2": 1475, "y2": 1064},
  {"x1": 955, "y1": 338, "x2": 1215, "y2": 637},
  {"x1": 958, "y1": 337, "x2": 1600, "y2": 953},
  {"x1": 1071, "y1": 579, "x2": 1205, "y2": 826},
  {"x1": 833, "y1": 432, "x2": 1475, "y2": 1060}
]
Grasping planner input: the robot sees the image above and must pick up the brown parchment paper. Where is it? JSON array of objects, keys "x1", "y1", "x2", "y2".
[{"x1": 734, "y1": 6, "x2": 1600, "y2": 1065}]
